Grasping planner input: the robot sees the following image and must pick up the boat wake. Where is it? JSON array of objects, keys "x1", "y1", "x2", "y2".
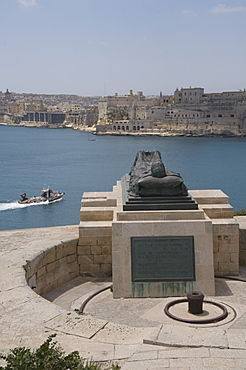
[
  {"x1": 0, "y1": 201, "x2": 48, "y2": 211},
  {"x1": 0, "y1": 198, "x2": 62, "y2": 211}
]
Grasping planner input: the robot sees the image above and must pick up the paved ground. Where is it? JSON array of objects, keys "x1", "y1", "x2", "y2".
[
  {"x1": 1, "y1": 226, "x2": 246, "y2": 369},
  {"x1": 45, "y1": 272, "x2": 246, "y2": 369}
]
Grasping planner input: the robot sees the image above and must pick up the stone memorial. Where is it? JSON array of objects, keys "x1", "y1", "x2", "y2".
[
  {"x1": 113, "y1": 150, "x2": 214, "y2": 297},
  {"x1": 79, "y1": 150, "x2": 239, "y2": 299}
]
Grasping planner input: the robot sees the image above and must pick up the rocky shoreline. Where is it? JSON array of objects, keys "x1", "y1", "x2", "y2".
[
  {"x1": 95, "y1": 130, "x2": 246, "y2": 138},
  {"x1": 2, "y1": 122, "x2": 246, "y2": 137}
]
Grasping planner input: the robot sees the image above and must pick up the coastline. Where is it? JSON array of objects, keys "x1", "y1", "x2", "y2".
[
  {"x1": 95, "y1": 131, "x2": 246, "y2": 137},
  {"x1": 1, "y1": 121, "x2": 246, "y2": 137},
  {"x1": 0, "y1": 121, "x2": 96, "y2": 132}
]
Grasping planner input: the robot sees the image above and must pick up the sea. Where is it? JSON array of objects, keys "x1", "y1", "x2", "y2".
[{"x1": 1, "y1": 125, "x2": 246, "y2": 231}]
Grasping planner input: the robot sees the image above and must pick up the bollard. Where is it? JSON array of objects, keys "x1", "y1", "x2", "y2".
[{"x1": 187, "y1": 291, "x2": 204, "y2": 314}]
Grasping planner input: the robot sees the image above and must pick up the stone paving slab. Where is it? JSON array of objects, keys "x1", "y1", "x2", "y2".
[
  {"x1": 226, "y1": 329, "x2": 246, "y2": 350},
  {"x1": 121, "y1": 346, "x2": 246, "y2": 369},
  {"x1": 0, "y1": 286, "x2": 37, "y2": 311},
  {"x1": 93, "y1": 321, "x2": 160, "y2": 345},
  {"x1": 45, "y1": 311, "x2": 108, "y2": 339},
  {"x1": 113, "y1": 343, "x2": 159, "y2": 360},
  {"x1": 53, "y1": 332, "x2": 116, "y2": 363},
  {"x1": 74, "y1": 288, "x2": 164, "y2": 327},
  {"x1": 229, "y1": 312, "x2": 246, "y2": 329},
  {"x1": 144, "y1": 324, "x2": 228, "y2": 348},
  {"x1": 70, "y1": 281, "x2": 113, "y2": 312},
  {"x1": 121, "y1": 358, "x2": 170, "y2": 370}
]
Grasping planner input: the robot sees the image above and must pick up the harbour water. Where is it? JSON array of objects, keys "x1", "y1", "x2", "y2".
[{"x1": 1, "y1": 125, "x2": 246, "y2": 231}]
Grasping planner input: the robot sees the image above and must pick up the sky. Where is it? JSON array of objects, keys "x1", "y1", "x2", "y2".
[{"x1": 1, "y1": 0, "x2": 246, "y2": 96}]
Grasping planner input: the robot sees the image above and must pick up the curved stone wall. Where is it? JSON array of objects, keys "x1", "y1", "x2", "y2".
[
  {"x1": 24, "y1": 238, "x2": 79, "y2": 296},
  {"x1": 235, "y1": 216, "x2": 246, "y2": 266}
]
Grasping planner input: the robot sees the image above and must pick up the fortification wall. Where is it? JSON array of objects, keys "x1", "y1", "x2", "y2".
[{"x1": 97, "y1": 88, "x2": 246, "y2": 136}]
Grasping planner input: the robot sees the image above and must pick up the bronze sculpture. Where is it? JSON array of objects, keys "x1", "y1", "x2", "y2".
[{"x1": 128, "y1": 150, "x2": 188, "y2": 197}]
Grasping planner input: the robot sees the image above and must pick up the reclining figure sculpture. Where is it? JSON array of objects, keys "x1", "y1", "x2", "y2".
[{"x1": 128, "y1": 150, "x2": 188, "y2": 197}]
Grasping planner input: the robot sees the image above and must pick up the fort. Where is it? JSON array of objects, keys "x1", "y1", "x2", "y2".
[{"x1": 96, "y1": 87, "x2": 246, "y2": 136}]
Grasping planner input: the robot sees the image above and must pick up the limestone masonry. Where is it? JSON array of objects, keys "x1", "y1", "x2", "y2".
[{"x1": 96, "y1": 88, "x2": 246, "y2": 136}]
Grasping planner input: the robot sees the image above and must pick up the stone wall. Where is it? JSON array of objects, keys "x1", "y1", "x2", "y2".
[
  {"x1": 239, "y1": 228, "x2": 246, "y2": 266},
  {"x1": 77, "y1": 188, "x2": 121, "y2": 278},
  {"x1": 109, "y1": 116, "x2": 241, "y2": 136},
  {"x1": 24, "y1": 238, "x2": 79, "y2": 296},
  {"x1": 212, "y1": 220, "x2": 239, "y2": 276},
  {"x1": 190, "y1": 190, "x2": 239, "y2": 276},
  {"x1": 78, "y1": 222, "x2": 112, "y2": 277},
  {"x1": 235, "y1": 216, "x2": 246, "y2": 266}
]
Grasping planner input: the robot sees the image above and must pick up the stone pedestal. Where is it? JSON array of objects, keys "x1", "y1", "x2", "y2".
[
  {"x1": 112, "y1": 209, "x2": 215, "y2": 298},
  {"x1": 78, "y1": 183, "x2": 239, "y2": 298}
]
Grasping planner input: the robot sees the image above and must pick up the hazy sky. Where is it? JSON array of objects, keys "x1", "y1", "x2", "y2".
[{"x1": 1, "y1": 0, "x2": 246, "y2": 96}]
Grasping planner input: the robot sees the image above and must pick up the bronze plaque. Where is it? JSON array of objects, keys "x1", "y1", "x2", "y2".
[{"x1": 131, "y1": 236, "x2": 195, "y2": 282}]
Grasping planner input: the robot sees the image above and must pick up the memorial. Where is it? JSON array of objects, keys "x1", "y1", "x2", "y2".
[
  {"x1": 79, "y1": 150, "x2": 240, "y2": 299},
  {"x1": 122, "y1": 150, "x2": 198, "y2": 211},
  {"x1": 112, "y1": 150, "x2": 215, "y2": 298},
  {"x1": 127, "y1": 150, "x2": 188, "y2": 198}
]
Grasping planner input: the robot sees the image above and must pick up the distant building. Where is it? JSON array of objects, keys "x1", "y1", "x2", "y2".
[
  {"x1": 66, "y1": 106, "x2": 98, "y2": 127},
  {"x1": 173, "y1": 87, "x2": 204, "y2": 104},
  {"x1": 96, "y1": 87, "x2": 246, "y2": 136},
  {"x1": 4, "y1": 89, "x2": 11, "y2": 100},
  {"x1": 21, "y1": 112, "x2": 66, "y2": 125}
]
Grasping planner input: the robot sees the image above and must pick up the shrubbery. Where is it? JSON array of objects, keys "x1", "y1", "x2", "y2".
[
  {"x1": 0, "y1": 334, "x2": 120, "y2": 370},
  {"x1": 234, "y1": 209, "x2": 246, "y2": 216}
]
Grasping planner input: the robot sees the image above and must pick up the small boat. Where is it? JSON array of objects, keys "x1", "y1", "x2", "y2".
[{"x1": 18, "y1": 187, "x2": 65, "y2": 204}]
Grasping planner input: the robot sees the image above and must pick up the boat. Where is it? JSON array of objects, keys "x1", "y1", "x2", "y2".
[{"x1": 18, "y1": 187, "x2": 65, "y2": 204}]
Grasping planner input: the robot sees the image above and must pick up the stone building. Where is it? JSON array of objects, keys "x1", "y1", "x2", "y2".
[
  {"x1": 96, "y1": 87, "x2": 246, "y2": 136},
  {"x1": 174, "y1": 87, "x2": 204, "y2": 104},
  {"x1": 66, "y1": 106, "x2": 98, "y2": 128}
]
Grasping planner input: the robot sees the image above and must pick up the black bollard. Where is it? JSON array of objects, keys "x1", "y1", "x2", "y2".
[{"x1": 187, "y1": 291, "x2": 204, "y2": 314}]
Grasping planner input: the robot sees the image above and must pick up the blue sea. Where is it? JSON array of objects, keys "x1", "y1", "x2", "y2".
[{"x1": 1, "y1": 125, "x2": 246, "y2": 231}]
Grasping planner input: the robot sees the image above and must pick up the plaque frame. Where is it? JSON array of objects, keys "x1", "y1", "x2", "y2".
[{"x1": 131, "y1": 236, "x2": 195, "y2": 282}]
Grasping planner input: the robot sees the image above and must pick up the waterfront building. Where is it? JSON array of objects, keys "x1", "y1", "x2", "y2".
[
  {"x1": 21, "y1": 111, "x2": 66, "y2": 125},
  {"x1": 96, "y1": 87, "x2": 246, "y2": 136}
]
